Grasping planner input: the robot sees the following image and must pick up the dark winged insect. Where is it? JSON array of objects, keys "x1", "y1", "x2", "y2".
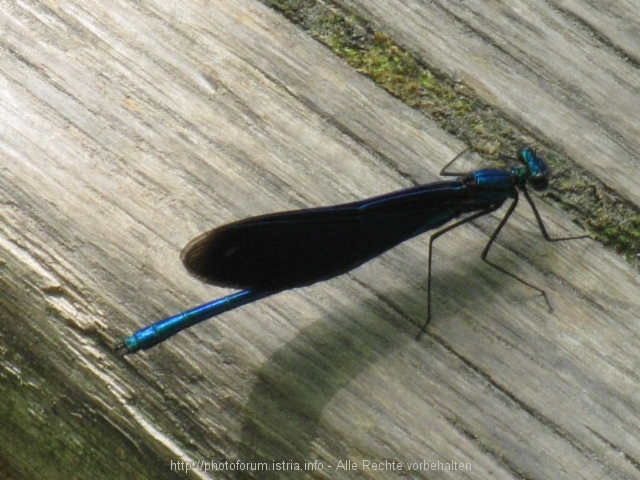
[{"x1": 116, "y1": 147, "x2": 586, "y2": 354}]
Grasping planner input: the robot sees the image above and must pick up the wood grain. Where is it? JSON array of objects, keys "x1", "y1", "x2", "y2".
[
  {"x1": 1, "y1": 0, "x2": 638, "y2": 479},
  {"x1": 339, "y1": 0, "x2": 640, "y2": 205}
]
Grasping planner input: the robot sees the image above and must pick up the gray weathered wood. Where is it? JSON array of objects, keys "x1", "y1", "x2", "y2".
[
  {"x1": 1, "y1": 0, "x2": 639, "y2": 479},
  {"x1": 340, "y1": 0, "x2": 640, "y2": 205}
]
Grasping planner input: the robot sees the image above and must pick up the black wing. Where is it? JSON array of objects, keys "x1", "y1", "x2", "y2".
[{"x1": 181, "y1": 181, "x2": 474, "y2": 290}]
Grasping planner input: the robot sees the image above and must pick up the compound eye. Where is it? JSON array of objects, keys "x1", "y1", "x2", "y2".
[{"x1": 529, "y1": 175, "x2": 548, "y2": 191}]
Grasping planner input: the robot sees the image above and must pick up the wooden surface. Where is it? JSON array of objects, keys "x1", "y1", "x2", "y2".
[
  {"x1": 340, "y1": 0, "x2": 640, "y2": 203},
  {"x1": 1, "y1": 1, "x2": 639, "y2": 479}
]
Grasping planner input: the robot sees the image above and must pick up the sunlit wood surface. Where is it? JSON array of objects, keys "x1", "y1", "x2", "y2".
[{"x1": 1, "y1": 1, "x2": 638, "y2": 479}]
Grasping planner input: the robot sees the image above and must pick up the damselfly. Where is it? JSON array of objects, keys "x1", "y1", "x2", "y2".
[{"x1": 116, "y1": 147, "x2": 586, "y2": 354}]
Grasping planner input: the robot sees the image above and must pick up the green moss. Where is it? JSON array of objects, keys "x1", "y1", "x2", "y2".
[{"x1": 261, "y1": 0, "x2": 640, "y2": 268}]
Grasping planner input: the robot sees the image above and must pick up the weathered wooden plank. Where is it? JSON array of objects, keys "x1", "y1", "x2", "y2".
[
  {"x1": 0, "y1": 0, "x2": 638, "y2": 479},
  {"x1": 338, "y1": 0, "x2": 640, "y2": 206}
]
